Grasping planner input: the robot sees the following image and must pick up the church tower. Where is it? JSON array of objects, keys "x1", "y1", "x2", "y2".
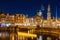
[
  {"x1": 47, "y1": 4, "x2": 51, "y2": 27},
  {"x1": 56, "y1": 6, "x2": 57, "y2": 21},
  {"x1": 47, "y1": 4, "x2": 51, "y2": 20}
]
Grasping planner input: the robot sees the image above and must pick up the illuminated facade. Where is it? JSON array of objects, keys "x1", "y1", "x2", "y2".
[
  {"x1": 47, "y1": 4, "x2": 51, "y2": 27},
  {"x1": 0, "y1": 4, "x2": 60, "y2": 40},
  {"x1": 0, "y1": 4, "x2": 60, "y2": 28}
]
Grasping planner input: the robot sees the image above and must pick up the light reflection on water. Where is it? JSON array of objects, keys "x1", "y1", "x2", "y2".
[
  {"x1": 0, "y1": 32, "x2": 9, "y2": 38},
  {"x1": 0, "y1": 31, "x2": 37, "y2": 40},
  {"x1": 0, "y1": 31, "x2": 59, "y2": 40},
  {"x1": 38, "y1": 35, "x2": 42, "y2": 40},
  {"x1": 0, "y1": 31, "x2": 10, "y2": 40}
]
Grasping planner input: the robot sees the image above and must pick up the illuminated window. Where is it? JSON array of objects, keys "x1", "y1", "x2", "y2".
[{"x1": 51, "y1": 22, "x2": 56, "y2": 27}]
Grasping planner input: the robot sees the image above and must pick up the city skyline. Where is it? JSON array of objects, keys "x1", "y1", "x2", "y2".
[
  {"x1": 0, "y1": 0, "x2": 60, "y2": 40},
  {"x1": 0, "y1": 0, "x2": 60, "y2": 18}
]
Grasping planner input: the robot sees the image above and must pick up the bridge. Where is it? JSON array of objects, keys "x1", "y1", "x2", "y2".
[
  {"x1": 0, "y1": 25, "x2": 60, "y2": 40},
  {"x1": 16, "y1": 25, "x2": 60, "y2": 40}
]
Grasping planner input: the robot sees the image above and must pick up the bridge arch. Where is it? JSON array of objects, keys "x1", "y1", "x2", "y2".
[{"x1": 36, "y1": 31, "x2": 59, "y2": 40}]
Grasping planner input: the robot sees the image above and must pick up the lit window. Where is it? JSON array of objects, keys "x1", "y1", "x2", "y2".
[{"x1": 51, "y1": 22, "x2": 56, "y2": 27}]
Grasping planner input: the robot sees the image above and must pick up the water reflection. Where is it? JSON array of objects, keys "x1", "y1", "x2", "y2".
[
  {"x1": 38, "y1": 35, "x2": 42, "y2": 40},
  {"x1": 0, "y1": 32, "x2": 9, "y2": 38},
  {"x1": 0, "y1": 31, "x2": 10, "y2": 40},
  {"x1": 0, "y1": 31, "x2": 37, "y2": 40},
  {"x1": 0, "y1": 31, "x2": 59, "y2": 40}
]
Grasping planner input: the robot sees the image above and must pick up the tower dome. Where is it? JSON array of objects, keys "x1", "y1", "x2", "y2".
[{"x1": 37, "y1": 10, "x2": 42, "y2": 16}]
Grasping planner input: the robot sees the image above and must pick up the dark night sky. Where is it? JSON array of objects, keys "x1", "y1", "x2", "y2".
[{"x1": 0, "y1": 0, "x2": 60, "y2": 18}]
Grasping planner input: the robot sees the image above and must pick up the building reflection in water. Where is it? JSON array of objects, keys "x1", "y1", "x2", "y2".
[
  {"x1": 0, "y1": 31, "x2": 10, "y2": 40},
  {"x1": 0, "y1": 31, "x2": 59, "y2": 40},
  {"x1": 0, "y1": 31, "x2": 37, "y2": 40}
]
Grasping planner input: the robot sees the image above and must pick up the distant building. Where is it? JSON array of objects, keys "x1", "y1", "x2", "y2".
[{"x1": 0, "y1": 4, "x2": 60, "y2": 28}]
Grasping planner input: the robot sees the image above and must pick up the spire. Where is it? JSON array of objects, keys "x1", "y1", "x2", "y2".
[
  {"x1": 47, "y1": 4, "x2": 51, "y2": 27},
  {"x1": 56, "y1": 6, "x2": 57, "y2": 21},
  {"x1": 48, "y1": 4, "x2": 50, "y2": 12},
  {"x1": 47, "y1": 4, "x2": 51, "y2": 20}
]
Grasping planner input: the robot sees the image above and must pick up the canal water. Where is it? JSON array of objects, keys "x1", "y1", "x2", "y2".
[
  {"x1": 0, "y1": 31, "x2": 10, "y2": 40},
  {"x1": 0, "y1": 31, "x2": 42, "y2": 40},
  {"x1": 0, "y1": 30, "x2": 18, "y2": 40},
  {"x1": 0, "y1": 31, "x2": 59, "y2": 40}
]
